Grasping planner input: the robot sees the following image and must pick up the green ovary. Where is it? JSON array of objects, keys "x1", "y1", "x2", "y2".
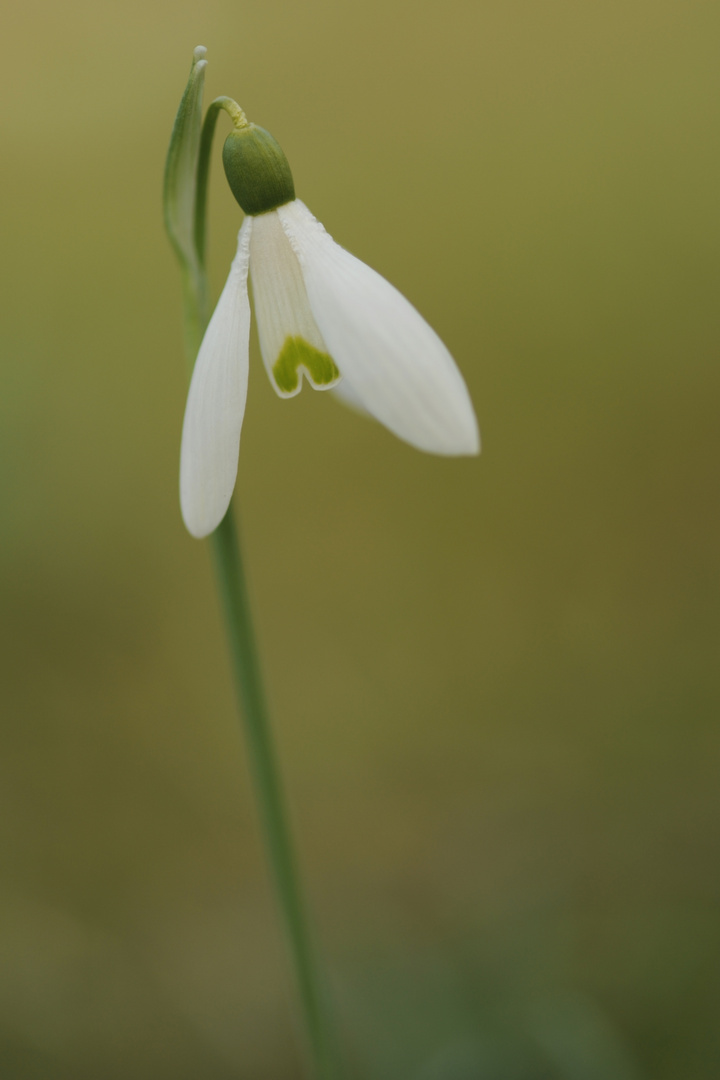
[{"x1": 272, "y1": 336, "x2": 339, "y2": 393}]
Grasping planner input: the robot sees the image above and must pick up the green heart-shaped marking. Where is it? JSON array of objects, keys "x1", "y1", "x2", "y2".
[{"x1": 272, "y1": 336, "x2": 340, "y2": 394}]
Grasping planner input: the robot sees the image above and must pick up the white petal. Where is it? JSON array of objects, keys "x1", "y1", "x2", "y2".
[
  {"x1": 249, "y1": 209, "x2": 340, "y2": 398},
  {"x1": 277, "y1": 200, "x2": 480, "y2": 456},
  {"x1": 331, "y1": 376, "x2": 372, "y2": 418},
  {"x1": 180, "y1": 219, "x2": 252, "y2": 538}
]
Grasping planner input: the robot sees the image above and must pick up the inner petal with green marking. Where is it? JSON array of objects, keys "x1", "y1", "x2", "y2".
[
  {"x1": 250, "y1": 210, "x2": 339, "y2": 399},
  {"x1": 273, "y1": 336, "x2": 340, "y2": 394}
]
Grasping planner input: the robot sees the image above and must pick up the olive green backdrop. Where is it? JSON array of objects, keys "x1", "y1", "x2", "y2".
[{"x1": 1, "y1": 1, "x2": 718, "y2": 1077}]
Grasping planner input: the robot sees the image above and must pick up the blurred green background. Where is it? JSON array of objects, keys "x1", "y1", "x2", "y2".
[{"x1": 1, "y1": 1, "x2": 719, "y2": 1077}]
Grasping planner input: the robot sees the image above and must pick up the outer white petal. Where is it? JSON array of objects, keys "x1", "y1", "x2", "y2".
[
  {"x1": 331, "y1": 376, "x2": 372, "y2": 418},
  {"x1": 180, "y1": 219, "x2": 252, "y2": 538},
  {"x1": 249, "y1": 209, "x2": 339, "y2": 397},
  {"x1": 277, "y1": 200, "x2": 480, "y2": 455}
]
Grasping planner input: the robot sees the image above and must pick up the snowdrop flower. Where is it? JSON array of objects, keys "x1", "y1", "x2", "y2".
[{"x1": 180, "y1": 110, "x2": 480, "y2": 538}]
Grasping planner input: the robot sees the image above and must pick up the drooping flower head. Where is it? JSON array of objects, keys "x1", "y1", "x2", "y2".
[{"x1": 179, "y1": 99, "x2": 480, "y2": 538}]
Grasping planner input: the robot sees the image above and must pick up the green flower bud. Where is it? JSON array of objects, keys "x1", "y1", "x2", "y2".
[{"x1": 222, "y1": 123, "x2": 295, "y2": 217}]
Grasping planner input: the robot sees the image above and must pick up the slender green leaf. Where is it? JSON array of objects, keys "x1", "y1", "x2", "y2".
[{"x1": 163, "y1": 46, "x2": 207, "y2": 277}]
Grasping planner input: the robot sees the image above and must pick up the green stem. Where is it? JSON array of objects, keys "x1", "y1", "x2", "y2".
[
  {"x1": 172, "y1": 97, "x2": 340, "y2": 1080},
  {"x1": 194, "y1": 97, "x2": 248, "y2": 289},
  {"x1": 211, "y1": 512, "x2": 338, "y2": 1080}
]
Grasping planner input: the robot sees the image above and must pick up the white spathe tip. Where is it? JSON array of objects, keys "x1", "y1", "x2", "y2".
[
  {"x1": 180, "y1": 219, "x2": 253, "y2": 538},
  {"x1": 277, "y1": 200, "x2": 480, "y2": 457},
  {"x1": 193, "y1": 45, "x2": 207, "y2": 61}
]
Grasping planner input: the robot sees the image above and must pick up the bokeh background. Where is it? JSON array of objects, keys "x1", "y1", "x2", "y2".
[{"x1": 1, "y1": 1, "x2": 719, "y2": 1077}]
